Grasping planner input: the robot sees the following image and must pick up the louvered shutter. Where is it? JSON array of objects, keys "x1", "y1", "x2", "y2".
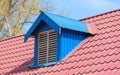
[
  {"x1": 48, "y1": 30, "x2": 57, "y2": 62},
  {"x1": 38, "y1": 30, "x2": 57, "y2": 64},
  {"x1": 38, "y1": 32, "x2": 47, "y2": 64}
]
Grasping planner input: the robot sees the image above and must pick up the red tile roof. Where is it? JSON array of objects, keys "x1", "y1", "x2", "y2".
[{"x1": 0, "y1": 9, "x2": 120, "y2": 75}]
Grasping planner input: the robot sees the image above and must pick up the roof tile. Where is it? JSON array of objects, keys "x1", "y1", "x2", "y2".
[{"x1": 1, "y1": 9, "x2": 120, "y2": 75}]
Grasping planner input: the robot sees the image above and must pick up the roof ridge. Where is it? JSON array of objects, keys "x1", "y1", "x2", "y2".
[
  {"x1": 43, "y1": 11, "x2": 85, "y2": 23},
  {"x1": 0, "y1": 34, "x2": 24, "y2": 42},
  {"x1": 81, "y1": 8, "x2": 120, "y2": 20}
]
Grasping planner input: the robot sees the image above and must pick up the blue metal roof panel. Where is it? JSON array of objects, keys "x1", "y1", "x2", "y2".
[
  {"x1": 24, "y1": 12, "x2": 89, "y2": 42},
  {"x1": 43, "y1": 12, "x2": 88, "y2": 33}
]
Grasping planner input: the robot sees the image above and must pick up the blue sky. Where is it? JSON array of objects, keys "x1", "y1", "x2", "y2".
[
  {"x1": 24, "y1": 0, "x2": 120, "y2": 32},
  {"x1": 53, "y1": 0, "x2": 120, "y2": 19}
]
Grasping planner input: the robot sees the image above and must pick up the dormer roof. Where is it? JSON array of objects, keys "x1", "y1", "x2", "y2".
[{"x1": 24, "y1": 12, "x2": 92, "y2": 42}]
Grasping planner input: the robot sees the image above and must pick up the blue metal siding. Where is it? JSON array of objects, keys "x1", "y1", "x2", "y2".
[
  {"x1": 38, "y1": 21, "x2": 53, "y2": 32},
  {"x1": 31, "y1": 27, "x2": 88, "y2": 68},
  {"x1": 59, "y1": 28, "x2": 87, "y2": 60}
]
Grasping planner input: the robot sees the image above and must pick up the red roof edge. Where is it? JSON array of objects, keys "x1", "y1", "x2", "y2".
[{"x1": 86, "y1": 23, "x2": 98, "y2": 34}]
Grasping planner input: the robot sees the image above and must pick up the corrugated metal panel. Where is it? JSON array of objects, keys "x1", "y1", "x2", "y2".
[
  {"x1": 24, "y1": 12, "x2": 89, "y2": 42},
  {"x1": 38, "y1": 30, "x2": 57, "y2": 64},
  {"x1": 59, "y1": 28, "x2": 87, "y2": 59},
  {"x1": 43, "y1": 12, "x2": 88, "y2": 33}
]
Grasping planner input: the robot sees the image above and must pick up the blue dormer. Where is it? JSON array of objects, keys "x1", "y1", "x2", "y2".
[{"x1": 24, "y1": 12, "x2": 92, "y2": 68}]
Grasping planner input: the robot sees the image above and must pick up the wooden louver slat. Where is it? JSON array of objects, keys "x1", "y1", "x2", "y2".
[
  {"x1": 38, "y1": 32, "x2": 47, "y2": 64},
  {"x1": 38, "y1": 30, "x2": 57, "y2": 64}
]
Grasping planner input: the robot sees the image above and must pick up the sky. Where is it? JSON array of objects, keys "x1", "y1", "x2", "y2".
[
  {"x1": 24, "y1": 0, "x2": 120, "y2": 32},
  {"x1": 53, "y1": 0, "x2": 120, "y2": 20}
]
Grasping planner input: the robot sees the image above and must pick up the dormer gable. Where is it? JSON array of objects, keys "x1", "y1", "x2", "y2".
[{"x1": 24, "y1": 12, "x2": 94, "y2": 68}]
